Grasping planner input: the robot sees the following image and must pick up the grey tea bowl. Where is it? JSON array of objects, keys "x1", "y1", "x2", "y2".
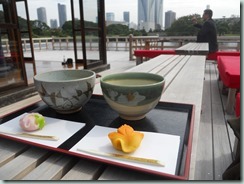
[
  {"x1": 100, "y1": 72, "x2": 165, "y2": 120},
  {"x1": 34, "y1": 69, "x2": 96, "y2": 114}
]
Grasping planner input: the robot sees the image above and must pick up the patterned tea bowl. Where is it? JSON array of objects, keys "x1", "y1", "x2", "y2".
[
  {"x1": 34, "y1": 70, "x2": 96, "y2": 114},
  {"x1": 100, "y1": 72, "x2": 165, "y2": 120}
]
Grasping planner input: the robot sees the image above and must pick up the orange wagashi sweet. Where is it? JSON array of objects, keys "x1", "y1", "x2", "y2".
[{"x1": 108, "y1": 124, "x2": 144, "y2": 153}]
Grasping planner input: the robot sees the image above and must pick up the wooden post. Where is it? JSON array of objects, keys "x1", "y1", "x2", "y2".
[
  {"x1": 38, "y1": 39, "x2": 41, "y2": 50},
  {"x1": 125, "y1": 37, "x2": 128, "y2": 51},
  {"x1": 145, "y1": 40, "x2": 150, "y2": 50},
  {"x1": 116, "y1": 37, "x2": 118, "y2": 51},
  {"x1": 237, "y1": 42, "x2": 240, "y2": 51},
  {"x1": 59, "y1": 38, "x2": 62, "y2": 50},
  {"x1": 89, "y1": 37, "x2": 92, "y2": 50},
  {"x1": 129, "y1": 34, "x2": 133, "y2": 61},
  {"x1": 66, "y1": 37, "x2": 69, "y2": 50},
  {"x1": 45, "y1": 39, "x2": 48, "y2": 50},
  {"x1": 52, "y1": 36, "x2": 55, "y2": 50}
]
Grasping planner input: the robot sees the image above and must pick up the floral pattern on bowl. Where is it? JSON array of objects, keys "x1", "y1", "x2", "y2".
[
  {"x1": 100, "y1": 72, "x2": 165, "y2": 120},
  {"x1": 34, "y1": 70, "x2": 95, "y2": 114}
]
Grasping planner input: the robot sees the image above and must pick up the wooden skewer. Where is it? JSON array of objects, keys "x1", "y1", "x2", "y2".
[
  {"x1": 77, "y1": 148, "x2": 165, "y2": 167},
  {"x1": 0, "y1": 131, "x2": 59, "y2": 141}
]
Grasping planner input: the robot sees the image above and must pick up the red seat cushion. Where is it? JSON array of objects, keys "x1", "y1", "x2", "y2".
[
  {"x1": 134, "y1": 50, "x2": 176, "y2": 58},
  {"x1": 235, "y1": 92, "x2": 240, "y2": 117},
  {"x1": 207, "y1": 51, "x2": 240, "y2": 60},
  {"x1": 217, "y1": 56, "x2": 240, "y2": 88}
]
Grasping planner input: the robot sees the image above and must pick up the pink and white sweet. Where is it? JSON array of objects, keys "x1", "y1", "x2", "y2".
[{"x1": 19, "y1": 113, "x2": 46, "y2": 132}]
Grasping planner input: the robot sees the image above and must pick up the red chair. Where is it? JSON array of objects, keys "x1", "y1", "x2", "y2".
[
  {"x1": 207, "y1": 51, "x2": 240, "y2": 60},
  {"x1": 217, "y1": 56, "x2": 240, "y2": 89},
  {"x1": 217, "y1": 56, "x2": 240, "y2": 114}
]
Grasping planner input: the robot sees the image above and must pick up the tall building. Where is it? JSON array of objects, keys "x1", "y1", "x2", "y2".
[
  {"x1": 58, "y1": 3, "x2": 67, "y2": 28},
  {"x1": 155, "y1": 0, "x2": 163, "y2": 30},
  {"x1": 138, "y1": 0, "x2": 163, "y2": 32},
  {"x1": 106, "y1": 12, "x2": 115, "y2": 21},
  {"x1": 37, "y1": 7, "x2": 47, "y2": 25},
  {"x1": 165, "y1": 10, "x2": 176, "y2": 29},
  {"x1": 50, "y1": 19, "x2": 58, "y2": 28},
  {"x1": 123, "y1": 11, "x2": 130, "y2": 25}
]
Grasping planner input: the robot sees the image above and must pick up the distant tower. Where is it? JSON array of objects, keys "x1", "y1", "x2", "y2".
[
  {"x1": 155, "y1": 0, "x2": 163, "y2": 30},
  {"x1": 106, "y1": 12, "x2": 115, "y2": 21},
  {"x1": 165, "y1": 10, "x2": 176, "y2": 29},
  {"x1": 50, "y1": 19, "x2": 58, "y2": 28},
  {"x1": 138, "y1": 0, "x2": 163, "y2": 31},
  {"x1": 138, "y1": 0, "x2": 155, "y2": 31},
  {"x1": 58, "y1": 3, "x2": 67, "y2": 28},
  {"x1": 37, "y1": 7, "x2": 47, "y2": 25},
  {"x1": 206, "y1": 5, "x2": 210, "y2": 9},
  {"x1": 123, "y1": 11, "x2": 130, "y2": 25}
]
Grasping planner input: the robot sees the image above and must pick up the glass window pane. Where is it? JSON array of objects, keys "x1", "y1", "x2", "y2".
[
  {"x1": 16, "y1": 1, "x2": 28, "y2": 32},
  {"x1": 73, "y1": 0, "x2": 81, "y2": 30},
  {"x1": 75, "y1": 31, "x2": 83, "y2": 59},
  {"x1": 0, "y1": 4, "x2": 5, "y2": 24},
  {"x1": 83, "y1": 0, "x2": 98, "y2": 28},
  {"x1": 21, "y1": 33, "x2": 31, "y2": 57},
  {"x1": 0, "y1": 29, "x2": 24, "y2": 88},
  {"x1": 85, "y1": 30, "x2": 99, "y2": 60}
]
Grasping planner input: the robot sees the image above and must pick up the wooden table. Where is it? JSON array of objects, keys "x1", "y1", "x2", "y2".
[
  {"x1": 175, "y1": 42, "x2": 209, "y2": 55},
  {"x1": 0, "y1": 55, "x2": 206, "y2": 180}
]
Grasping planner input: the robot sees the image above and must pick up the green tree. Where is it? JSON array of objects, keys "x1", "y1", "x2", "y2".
[
  {"x1": 165, "y1": 14, "x2": 201, "y2": 36},
  {"x1": 129, "y1": 29, "x2": 147, "y2": 36},
  {"x1": 62, "y1": 20, "x2": 99, "y2": 36},
  {"x1": 50, "y1": 28, "x2": 66, "y2": 37},
  {"x1": 30, "y1": 20, "x2": 50, "y2": 37},
  {"x1": 229, "y1": 19, "x2": 240, "y2": 34},
  {"x1": 216, "y1": 21, "x2": 229, "y2": 36},
  {"x1": 106, "y1": 24, "x2": 130, "y2": 36},
  {"x1": 62, "y1": 20, "x2": 73, "y2": 36}
]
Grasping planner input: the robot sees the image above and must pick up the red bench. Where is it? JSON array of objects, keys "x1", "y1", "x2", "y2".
[
  {"x1": 217, "y1": 56, "x2": 240, "y2": 114},
  {"x1": 235, "y1": 92, "x2": 240, "y2": 117},
  {"x1": 207, "y1": 51, "x2": 240, "y2": 60},
  {"x1": 134, "y1": 50, "x2": 176, "y2": 65},
  {"x1": 217, "y1": 56, "x2": 240, "y2": 89}
]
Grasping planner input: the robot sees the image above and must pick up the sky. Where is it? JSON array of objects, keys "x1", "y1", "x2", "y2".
[{"x1": 18, "y1": 0, "x2": 241, "y2": 27}]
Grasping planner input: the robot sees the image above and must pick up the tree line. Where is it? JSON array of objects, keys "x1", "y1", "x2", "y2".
[
  {"x1": 164, "y1": 14, "x2": 240, "y2": 36},
  {"x1": 0, "y1": 11, "x2": 240, "y2": 38}
]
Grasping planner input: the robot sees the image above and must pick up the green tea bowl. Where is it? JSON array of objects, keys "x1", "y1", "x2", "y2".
[
  {"x1": 100, "y1": 72, "x2": 165, "y2": 120},
  {"x1": 34, "y1": 69, "x2": 96, "y2": 114}
]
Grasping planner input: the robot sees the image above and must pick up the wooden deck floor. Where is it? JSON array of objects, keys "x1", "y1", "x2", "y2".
[{"x1": 194, "y1": 60, "x2": 236, "y2": 180}]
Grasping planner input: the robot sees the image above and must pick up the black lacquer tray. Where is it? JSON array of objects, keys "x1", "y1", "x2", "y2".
[{"x1": 0, "y1": 95, "x2": 194, "y2": 180}]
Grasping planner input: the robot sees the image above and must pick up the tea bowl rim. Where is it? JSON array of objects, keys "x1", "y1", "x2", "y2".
[
  {"x1": 33, "y1": 69, "x2": 96, "y2": 83},
  {"x1": 100, "y1": 72, "x2": 165, "y2": 88}
]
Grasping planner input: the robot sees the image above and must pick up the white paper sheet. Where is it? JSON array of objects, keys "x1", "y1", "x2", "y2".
[
  {"x1": 0, "y1": 113, "x2": 85, "y2": 148},
  {"x1": 70, "y1": 125, "x2": 180, "y2": 175}
]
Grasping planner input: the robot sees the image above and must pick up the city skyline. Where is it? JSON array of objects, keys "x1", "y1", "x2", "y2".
[{"x1": 18, "y1": 0, "x2": 240, "y2": 28}]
